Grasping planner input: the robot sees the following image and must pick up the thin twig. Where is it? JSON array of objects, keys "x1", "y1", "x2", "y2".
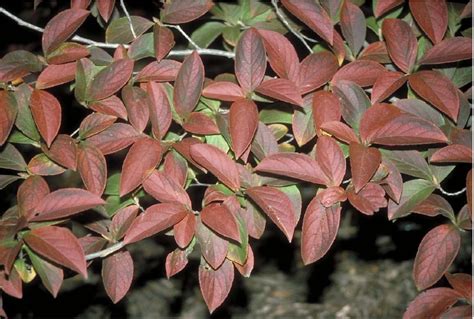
[
  {"x1": 438, "y1": 186, "x2": 467, "y2": 197},
  {"x1": 188, "y1": 182, "x2": 214, "y2": 188},
  {"x1": 69, "y1": 128, "x2": 80, "y2": 137},
  {"x1": 164, "y1": 24, "x2": 200, "y2": 50},
  {"x1": 119, "y1": 0, "x2": 137, "y2": 39},
  {"x1": 271, "y1": 0, "x2": 313, "y2": 54},
  {"x1": 85, "y1": 241, "x2": 124, "y2": 260},
  {"x1": 0, "y1": 6, "x2": 235, "y2": 58}
]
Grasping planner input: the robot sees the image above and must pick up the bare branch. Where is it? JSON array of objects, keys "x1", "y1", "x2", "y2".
[
  {"x1": 438, "y1": 186, "x2": 467, "y2": 197},
  {"x1": 119, "y1": 0, "x2": 137, "y2": 39},
  {"x1": 164, "y1": 24, "x2": 200, "y2": 50},
  {"x1": 85, "y1": 241, "x2": 125, "y2": 260}
]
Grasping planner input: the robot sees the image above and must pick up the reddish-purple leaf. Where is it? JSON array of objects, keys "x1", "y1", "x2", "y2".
[
  {"x1": 202, "y1": 81, "x2": 245, "y2": 102},
  {"x1": 25, "y1": 247, "x2": 64, "y2": 298},
  {"x1": 374, "y1": 0, "x2": 404, "y2": 17},
  {"x1": 301, "y1": 198, "x2": 340, "y2": 265},
  {"x1": 0, "y1": 268, "x2": 23, "y2": 299},
  {"x1": 413, "y1": 224, "x2": 461, "y2": 290},
  {"x1": 332, "y1": 60, "x2": 385, "y2": 87},
  {"x1": 256, "y1": 78, "x2": 303, "y2": 106},
  {"x1": 124, "y1": 203, "x2": 187, "y2": 244},
  {"x1": 0, "y1": 91, "x2": 17, "y2": 146},
  {"x1": 97, "y1": 0, "x2": 115, "y2": 22},
  {"x1": 412, "y1": 194, "x2": 455, "y2": 218},
  {"x1": 77, "y1": 142, "x2": 107, "y2": 196},
  {"x1": 349, "y1": 143, "x2": 382, "y2": 193},
  {"x1": 255, "y1": 152, "x2": 328, "y2": 185},
  {"x1": 88, "y1": 59, "x2": 134, "y2": 101},
  {"x1": 102, "y1": 250, "x2": 133, "y2": 304},
  {"x1": 119, "y1": 137, "x2": 162, "y2": 197},
  {"x1": 440, "y1": 305, "x2": 472, "y2": 318},
  {"x1": 173, "y1": 212, "x2": 195, "y2": 248},
  {"x1": 173, "y1": 51, "x2": 204, "y2": 118},
  {"x1": 30, "y1": 90, "x2": 61, "y2": 147},
  {"x1": 143, "y1": 170, "x2": 191, "y2": 207},
  {"x1": 182, "y1": 112, "x2": 220, "y2": 135},
  {"x1": 320, "y1": 121, "x2": 359, "y2": 144},
  {"x1": 246, "y1": 186, "x2": 298, "y2": 242},
  {"x1": 234, "y1": 245, "x2": 254, "y2": 277},
  {"x1": 381, "y1": 160, "x2": 403, "y2": 203},
  {"x1": 121, "y1": 86, "x2": 150, "y2": 133},
  {"x1": 340, "y1": 0, "x2": 366, "y2": 55},
  {"x1": 79, "y1": 113, "x2": 116, "y2": 139},
  {"x1": 359, "y1": 41, "x2": 391, "y2": 64},
  {"x1": 431, "y1": 144, "x2": 472, "y2": 163},
  {"x1": 420, "y1": 37, "x2": 472, "y2": 65},
  {"x1": 154, "y1": 25, "x2": 174, "y2": 61},
  {"x1": 316, "y1": 136, "x2": 346, "y2": 186},
  {"x1": 317, "y1": 186, "x2": 347, "y2": 208},
  {"x1": 173, "y1": 137, "x2": 207, "y2": 172},
  {"x1": 24, "y1": 226, "x2": 87, "y2": 277},
  {"x1": 28, "y1": 153, "x2": 66, "y2": 176},
  {"x1": 382, "y1": 19, "x2": 418, "y2": 73},
  {"x1": 31, "y1": 188, "x2": 105, "y2": 221},
  {"x1": 409, "y1": 0, "x2": 448, "y2": 44},
  {"x1": 409, "y1": 71, "x2": 460, "y2": 121},
  {"x1": 403, "y1": 288, "x2": 461, "y2": 319},
  {"x1": 42, "y1": 134, "x2": 77, "y2": 171},
  {"x1": 17, "y1": 175, "x2": 50, "y2": 221},
  {"x1": 199, "y1": 258, "x2": 234, "y2": 314},
  {"x1": 347, "y1": 183, "x2": 387, "y2": 215},
  {"x1": 229, "y1": 99, "x2": 258, "y2": 160},
  {"x1": 371, "y1": 71, "x2": 407, "y2": 104},
  {"x1": 297, "y1": 52, "x2": 338, "y2": 95},
  {"x1": 165, "y1": 248, "x2": 188, "y2": 278},
  {"x1": 87, "y1": 123, "x2": 140, "y2": 155},
  {"x1": 46, "y1": 42, "x2": 89, "y2": 65},
  {"x1": 42, "y1": 9, "x2": 89, "y2": 53},
  {"x1": 201, "y1": 203, "x2": 240, "y2": 242},
  {"x1": 281, "y1": 0, "x2": 334, "y2": 44},
  {"x1": 445, "y1": 273, "x2": 472, "y2": 301},
  {"x1": 109, "y1": 205, "x2": 139, "y2": 241},
  {"x1": 235, "y1": 28, "x2": 266, "y2": 94},
  {"x1": 163, "y1": 151, "x2": 188, "y2": 187},
  {"x1": 36, "y1": 62, "x2": 76, "y2": 89},
  {"x1": 135, "y1": 60, "x2": 181, "y2": 82},
  {"x1": 161, "y1": 0, "x2": 213, "y2": 24},
  {"x1": 89, "y1": 95, "x2": 128, "y2": 120},
  {"x1": 257, "y1": 29, "x2": 299, "y2": 81},
  {"x1": 195, "y1": 219, "x2": 228, "y2": 269},
  {"x1": 146, "y1": 82, "x2": 172, "y2": 139},
  {"x1": 190, "y1": 144, "x2": 240, "y2": 191}
]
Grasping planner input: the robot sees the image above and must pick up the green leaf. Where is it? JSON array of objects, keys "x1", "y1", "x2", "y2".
[
  {"x1": 430, "y1": 164, "x2": 455, "y2": 186},
  {"x1": 105, "y1": 173, "x2": 121, "y2": 195},
  {"x1": 279, "y1": 185, "x2": 302, "y2": 222},
  {"x1": 381, "y1": 150, "x2": 433, "y2": 182},
  {"x1": 437, "y1": 65, "x2": 472, "y2": 88},
  {"x1": 226, "y1": 214, "x2": 249, "y2": 265},
  {"x1": 260, "y1": 107, "x2": 293, "y2": 124},
  {"x1": 190, "y1": 22, "x2": 225, "y2": 48},
  {"x1": 222, "y1": 26, "x2": 241, "y2": 47},
  {"x1": 292, "y1": 95, "x2": 316, "y2": 146},
  {"x1": 388, "y1": 179, "x2": 436, "y2": 220},
  {"x1": 25, "y1": 246, "x2": 63, "y2": 298},
  {"x1": 8, "y1": 130, "x2": 39, "y2": 147},
  {"x1": 13, "y1": 84, "x2": 40, "y2": 141},
  {"x1": 0, "y1": 175, "x2": 21, "y2": 190},
  {"x1": 128, "y1": 33, "x2": 154, "y2": 60},
  {"x1": 106, "y1": 16, "x2": 153, "y2": 44},
  {"x1": 0, "y1": 143, "x2": 27, "y2": 171},
  {"x1": 205, "y1": 135, "x2": 229, "y2": 153}
]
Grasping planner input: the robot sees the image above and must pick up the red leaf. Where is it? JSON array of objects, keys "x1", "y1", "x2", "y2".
[
  {"x1": 317, "y1": 186, "x2": 347, "y2": 208},
  {"x1": 234, "y1": 245, "x2": 254, "y2": 277},
  {"x1": 77, "y1": 142, "x2": 107, "y2": 196},
  {"x1": 301, "y1": 198, "x2": 340, "y2": 265},
  {"x1": 161, "y1": 0, "x2": 213, "y2": 24},
  {"x1": 201, "y1": 203, "x2": 240, "y2": 242},
  {"x1": 316, "y1": 136, "x2": 346, "y2": 186},
  {"x1": 195, "y1": 219, "x2": 228, "y2": 269},
  {"x1": 420, "y1": 37, "x2": 472, "y2": 65},
  {"x1": 31, "y1": 188, "x2": 105, "y2": 221},
  {"x1": 359, "y1": 41, "x2": 390, "y2": 64},
  {"x1": 46, "y1": 42, "x2": 89, "y2": 65},
  {"x1": 97, "y1": 0, "x2": 115, "y2": 22},
  {"x1": 27, "y1": 154, "x2": 66, "y2": 176},
  {"x1": 409, "y1": 0, "x2": 448, "y2": 44},
  {"x1": 381, "y1": 160, "x2": 403, "y2": 203},
  {"x1": 332, "y1": 60, "x2": 385, "y2": 87},
  {"x1": 202, "y1": 81, "x2": 245, "y2": 102},
  {"x1": 256, "y1": 78, "x2": 303, "y2": 106},
  {"x1": 88, "y1": 59, "x2": 134, "y2": 101},
  {"x1": 229, "y1": 99, "x2": 258, "y2": 160},
  {"x1": 79, "y1": 113, "x2": 117, "y2": 139},
  {"x1": 320, "y1": 121, "x2": 359, "y2": 144},
  {"x1": 409, "y1": 71, "x2": 460, "y2": 121},
  {"x1": 374, "y1": 0, "x2": 404, "y2": 17},
  {"x1": 87, "y1": 123, "x2": 140, "y2": 155},
  {"x1": 24, "y1": 226, "x2": 87, "y2": 277},
  {"x1": 42, "y1": 134, "x2": 77, "y2": 171},
  {"x1": 445, "y1": 273, "x2": 472, "y2": 301},
  {"x1": 235, "y1": 28, "x2": 266, "y2": 94},
  {"x1": 163, "y1": 151, "x2": 188, "y2": 187},
  {"x1": 297, "y1": 52, "x2": 338, "y2": 95},
  {"x1": 382, "y1": 19, "x2": 418, "y2": 73},
  {"x1": 413, "y1": 194, "x2": 454, "y2": 218},
  {"x1": 165, "y1": 248, "x2": 188, "y2": 278},
  {"x1": 89, "y1": 95, "x2": 128, "y2": 120},
  {"x1": 173, "y1": 212, "x2": 195, "y2": 248},
  {"x1": 0, "y1": 91, "x2": 17, "y2": 146},
  {"x1": 189, "y1": 144, "x2": 240, "y2": 191},
  {"x1": 199, "y1": 259, "x2": 234, "y2": 314},
  {"x1": 349, "y1": 143, "x2": 381, "y2": 193},
  {"x1": 119, "y1": 137, "x2": 162, "y2": 197},
  {"x1": 17, "y1": 175, "x2": 50, "y2": 220},
  {"x1": 135, "y1": 60, "x2": 181, "y2": 82},
  {"x1": 36, "y1": 62, "x2": 76, "y2": 89},
  {"x1": 102, "y1": 250, "x2": 133, "y2": 304},
  {"x1": 431, "y1": 144, "x2": 472, "y2": 163},
  {"x1": 121, "y1": 86, "x2": 150, "y2": 133},
  {"x1": 413, "y1": 224, "x2": 461, "y2": 290},
  {"x1": 123, "y1": 203, "x2": 187, "y2": 244},
  {"x1": 0, "y1": 268, "x2": 23, "y2": 299},
  {"x1": 347, "y1": 183, "x2": 387, "y2": 215},
  {"x1": 109, "y1": 205, "x2": 139, "y2": 240},
  {"x1": 146, "y1": 82, "x2": 172, "y2": 139},
  {"x1": 371, "y1": 71, "x2": 407, "y2": 104},
  {"x1": 183, "y1": 112, "x2": 220, "y2": 135},
  {"x1": 30, "y1": 90, "x2": 61, "y2": 147},
  {"x1": 440, "y1": 305, "x2": 472, "y2": 318},
  {"x1": 403, "y1": 288, "x2": 461, "y2": 319},
  {"x1": 154, "y1": 25, "x2": 174, "y2": 61},
  {"x1": 246, "y1": 186, "x2": 298, "y2": 242},
  {"x1": 42, "y1": 9, "x2": 89, "y2": 53},
  {"x1": 255, "y1": 152, "x2": 328, "y2": 185},
  {"x1": 257, "y1": 29, "x2": 299, "y2": 81},
  {"x1": 281, "y1": 0, "x2": 334, "y2": 44},
  {"x1": 143, "y1": 170, "x2": 191, "y2": 207},
  {"x1": 174, "y1": 137, "x2": 207, "y2": 172},
  {"x1": 340, "y1": 0, "x2": 366, "y2": 55},
  {"x1": 173, "y1": 51, "x2": 204, "y2": 118}
]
